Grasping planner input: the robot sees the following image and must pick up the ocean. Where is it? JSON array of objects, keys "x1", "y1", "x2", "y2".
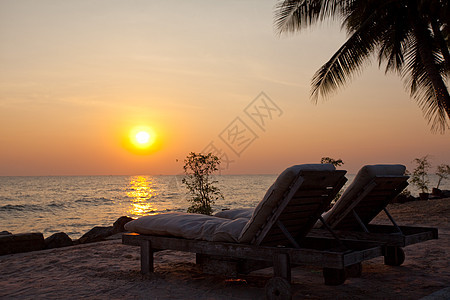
[
  {"x1": 0, "y1": 174, "x2": 448, "y2": 239},
  {"x1": 0, "y1": 175, "x2": 275, "y2": 239}
]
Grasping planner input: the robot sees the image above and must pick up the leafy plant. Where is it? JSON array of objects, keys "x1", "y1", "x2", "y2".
[
  {"x1": 435, "y1": 164, "x2": 450, "y2": 189},
  {"x1": 400, "y1": 189, "x2": 412, "y2": 198},
  {"x1": 321, "y1": 157, "x2": 344, "y2": 203},
  {"x1": 411, "y1": 156, "x2": 431, "y2": 194},
  {"x1": 320, "y1": 157, "x2": 344, "y2": 167},
  {"x1": 394, "y1": 188, "x2": 413, "y2": 203},
  {"x1": 182, "y1": 152, "x2": 223, "y2": 215}
]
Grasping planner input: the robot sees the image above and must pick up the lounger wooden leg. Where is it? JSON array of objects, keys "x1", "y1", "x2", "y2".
[
  {"x1": 345, "y1": 262, "x2": 362, "y2": 277},
  {"x1": 266, "y1": 253, "x2": 292, "y2": 300},
  {"x1": 140, "y1": 240, "x2": 154, "y2": 274},
  {"x1": 273, "y1": 253, "x2": 291, "y2": 282},
  {"x1": 323, "y1": 267, "x2": 346, "y2": 285},
  {"x1": 384, "y1": 246, "x2": 405, "y2": 266},
  {"x1": 195, "y1": 253, "x2": 205, "y2": 265}
]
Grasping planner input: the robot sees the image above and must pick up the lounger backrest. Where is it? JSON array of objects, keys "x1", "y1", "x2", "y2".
[
  {"x1": 238, "y1": 164, "x2": 347, "y2": 246},
  {"x1": 321, "y1": 164, "x2": 407, "y2": 230}
]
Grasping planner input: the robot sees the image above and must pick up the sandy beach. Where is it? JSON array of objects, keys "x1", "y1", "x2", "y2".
[{"x1": 1, "y1": 198, "x2": 449, "y2": 300}]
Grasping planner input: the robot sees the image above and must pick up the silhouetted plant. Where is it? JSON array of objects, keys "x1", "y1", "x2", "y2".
[
  {"x1": 182, "y1": 152, "x2": 223, "y2": 215},
  {"x1": 435, "y1": 164, "x2": 450, "y2": 189},
  {"x1": 411, "y1": 155, "x2": 431, "y2": 193},
  {"x1": 321, "y1": 156, "x2": 344, "y2": 203},
  {"x1": 321, "y1": 157, "x2": 344, "y2": 167}
]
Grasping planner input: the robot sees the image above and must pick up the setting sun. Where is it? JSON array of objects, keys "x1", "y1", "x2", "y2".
[
  {"x1": 124, "y1": 126, "x2": 158, "y2": 154},
  {"x1": 135, "y1": 131, "x2": 150, "y2": 144}
]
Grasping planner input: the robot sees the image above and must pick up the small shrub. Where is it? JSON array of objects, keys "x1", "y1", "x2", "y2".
[
  {"x1": 321, "y1": 156, "x2": 344, "y2": 204},
  {"x1": 435, "y1": 164, "x2": 450, "y2": 189},
  {"x1": 320, "y1": 157, "x2": 344, "y2": 167},
  {"x1": 393, "y1": 189, "x2": 413, "y2": 203},
  {"x1": 182, "y1": 152, "x2": 223, "y2": 215},
  {"x1": 411, "y1": 156, "x2": 431, "y2": 194}
]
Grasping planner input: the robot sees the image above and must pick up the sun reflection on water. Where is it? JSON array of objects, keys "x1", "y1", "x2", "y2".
[{"x1": 126, "y1": 176, "x2": 158, "y2": 217}]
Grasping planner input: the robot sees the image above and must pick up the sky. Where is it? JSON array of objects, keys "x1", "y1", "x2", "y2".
[{"x1": 1, "y1": 0, "x2": 449, "y2": 176}]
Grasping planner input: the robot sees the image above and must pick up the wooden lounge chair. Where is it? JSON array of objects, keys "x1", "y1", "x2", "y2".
[
  {"x1": 310, "y1": 164, "x2": 438, "y2": 266},
  {"x1": 122, "y1": 164, "x2": 383, "y2": 298}
]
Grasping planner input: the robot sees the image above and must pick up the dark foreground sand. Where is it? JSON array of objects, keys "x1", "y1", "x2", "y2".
[{"x1": 1, "y1": 199, "x2": 449, "y2": 299}]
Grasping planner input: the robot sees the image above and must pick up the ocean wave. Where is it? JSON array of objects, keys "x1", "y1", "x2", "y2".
[
  {"x1": 163, "y1": 192, "x2": 182, "y2": 199},
  {"x1": 47, "y1": 201, "x2": 68, "y2": 209},
  {"x1": 0, "y1": 203, "x2": 44, "y2": 212},
  {"x1": 74, "y1": 197, "x2": 114, "y2": 206}
]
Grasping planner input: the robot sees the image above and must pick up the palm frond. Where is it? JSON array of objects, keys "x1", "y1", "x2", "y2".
[
  {"x1": 376, "y1": 5, "x2": 411, "y2": 74},
  {"x1": 274, "y1": 0, "x2": 347, "y2": 34},
  {"x1": 311, "y1": 12, "x2": 381, "y2": 100},
  {"x1": 403, "y1": 39, "x2": 449, "y2": 133},
  {"x1": 274, "y1": 0, "x2": 450, "y2": 132}
]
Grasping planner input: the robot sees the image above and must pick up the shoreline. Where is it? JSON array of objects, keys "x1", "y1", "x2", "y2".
[
  {"x1": 2, "y1": 173, "x2": 449, "y2": 240},
  {"x1": 0, "y1": 198, "x2": 449, "y2": 299}
]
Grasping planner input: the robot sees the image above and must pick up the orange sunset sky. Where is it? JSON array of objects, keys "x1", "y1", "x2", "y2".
[{"x1": 1, "y1": 0, "x2": 449, "y2": 176}]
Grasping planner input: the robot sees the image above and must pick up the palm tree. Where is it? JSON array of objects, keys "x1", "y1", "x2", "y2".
[{"x1": 275, "y1": 0, "x2": 450, "y2": 133}]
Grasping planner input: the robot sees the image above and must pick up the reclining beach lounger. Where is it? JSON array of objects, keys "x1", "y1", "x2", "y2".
[
  {"x1": 310, "y1": 164, "x2": 438, "y2": 266},
  {"x1": 122, "y1": 164, "x2": 383, "y2": 298}
]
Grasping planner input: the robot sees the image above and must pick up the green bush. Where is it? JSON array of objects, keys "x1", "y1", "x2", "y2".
[
  {"x1": 411, "y1": 156, "x2": 431, "y2": 193},
  {"x1": 321, "y1": 156, "x2": 344, "y2": 203},
  {"x1": 320, "y1": 157, "x2": 344, "y2": 167},
  {"x1": 182, "y1": 152, "x2": 223, "y2": 215},
  {"x1": 436, "y1": 164, "x2": 450, "y2": 189}
]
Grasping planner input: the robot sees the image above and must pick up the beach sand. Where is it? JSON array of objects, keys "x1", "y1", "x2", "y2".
[{"x1": 1, "y1": 198, "x2": 449, "y2": 299}]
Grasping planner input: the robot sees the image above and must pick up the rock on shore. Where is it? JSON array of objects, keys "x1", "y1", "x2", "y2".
[{"x1": 0, "y1": 216, "x2": 134, "y2": 255}]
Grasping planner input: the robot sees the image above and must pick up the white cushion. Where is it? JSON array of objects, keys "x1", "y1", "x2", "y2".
[
  {"x1": 125, "y1": 163, "x2": 336, "y2": 244},
  {"x1": 238, "y1": 164, "x2": 336, "y2": 243},
  {"x1": 124, "y1": 212, "x2": 248, "y2": 242},
  {"x1": 214, "y1": 208, "x2": 253, "y2": 220},
  {"x1": 317, "y1": 164, "x2": 406, "y2": 228}
]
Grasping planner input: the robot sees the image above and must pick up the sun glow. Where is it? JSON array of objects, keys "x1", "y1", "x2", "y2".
[
  {"x1": 125, "y1": 125, "x2": 158, "y2": 154},
  {"x1": 135, "y1": 131, "x2": 150, "y2": 144}
]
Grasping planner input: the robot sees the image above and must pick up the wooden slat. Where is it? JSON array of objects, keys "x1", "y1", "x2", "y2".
[
  {"x1": 327, "y1": 181, "x2": 378, "y2": 228},
  {"x1": 280, "y1": 204, "x2": 322, "y2": 219},
  {"x1": 367, "y1": 225, "x2": 438, "y2": 238},
  {"x1": 279, "y1": 213, "x2": 318, "y2": 224},
  {"x1": 281, "y1": 204, "x2": 323, "y2": 216},
  {"x1": 253, "y1": 174, "x2": 312, "y2": 245},
  {"x1": 372, "y1": 176, "x2": 408, "y2": 190},
  {"x1": 295, "y1": 171, "x2": 348, "y2": 189},
  {"x1": 288, "y1": 196, "x2": 329, "y2": 207},
  {"x1": 330, "y1": 176, "x2": 409, "y2": 231},
  {"x1": 309, "y1": 225, "x2": 438, "y2": 247},
  {"x1": 122, "y1": 233, "x2": 382, "y2": 269},
  {"x1": 264, "y1": 225, "x2": 307, "y2": 241},
  {"x1": 256, "y1": 170, "x2": 346, "y2": 246},
  {"x1": 278, "y1": 218, "x2": 315, "y2": 228},
  {"x1": 288, "y1": 189, "x2": 333, "y2": 198}
]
